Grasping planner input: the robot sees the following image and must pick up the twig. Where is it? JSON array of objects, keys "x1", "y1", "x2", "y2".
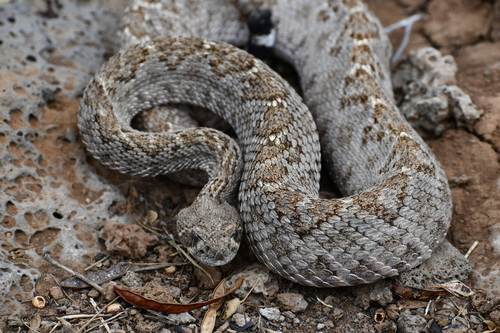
[
  {"x1": 43, "y1": 313, "x2": 112, "y2": 320},
  {"x1": 130, "y1": 262, "x2": 187, "y2": 273},
  {"x1": 48, "y1": 322, "x2": 60, "y2": 333},
  {"x1": 136, "y1": 221, "x2": 162, "y2": 236},
  {"x1": 89, "y1": 298, "x2": 112, "y2": 333},
  {"x1": 464, "y1": 241, "x2": 479, "y2": 258},
  {"x1": 84, "y1": 312, "x2": 127, "y2": 333},
  {"x1": 84, "y1": 255, "x2": 110, "y2": 271},
  {"x1": 48, "y1": 273, "x2": 75, "y2": 302},
  {"x1": 44, "y1": 254, "x2": 106, "y2": 294},
  {"x1": 76, "y1": 297, "x2": 120, "y2": 333}
]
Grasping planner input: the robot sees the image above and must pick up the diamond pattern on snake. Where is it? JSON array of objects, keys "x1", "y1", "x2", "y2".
[{"x1": 78, "y1": 0, "x2": 452, "y2": 287}]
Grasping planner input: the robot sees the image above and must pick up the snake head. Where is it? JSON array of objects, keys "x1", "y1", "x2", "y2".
[{"x1": 177, "y1": 196, "x2": 243, "y2": 266}]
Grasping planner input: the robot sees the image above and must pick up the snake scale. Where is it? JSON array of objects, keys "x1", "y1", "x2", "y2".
[{"x1": 78, "y1": 0, "x2": 452, "y2": 287}]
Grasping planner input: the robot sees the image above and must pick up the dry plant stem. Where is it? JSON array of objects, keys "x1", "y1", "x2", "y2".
[
  {"x1": 76, "y1": 297, "x2": 120, "y2": 333},
  {"x1": 84, "y1": 255, "x2": 110, "y2": 271},
  {"x1": 464, "y1": 241, "x2": 479, "y2": 258},
  {"x1": 86, "y1": 312, "x2": 127, "y2": 333},
  {"x1": 130, "y1": 262, "x2": 187, "y2": 272},
  {"x1": 89, "y1": 298, "x2": 112, "y2": 333},
  {"x1": 48, "y1": 273, "x2": 75, "y2": 302},
  {"x1": 44, "y1": 254, "x2": 106, "y2": 294}
]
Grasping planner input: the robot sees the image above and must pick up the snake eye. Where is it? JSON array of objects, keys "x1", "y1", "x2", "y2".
[
  {"x1": 231, "y1": 230, "x2": 239, "y2": 240},
  {"x1": 191, "y1": 232, "x2": 202, "y2": 245}
]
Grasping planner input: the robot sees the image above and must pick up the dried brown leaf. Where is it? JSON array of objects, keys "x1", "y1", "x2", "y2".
[
  {"x1": 431, "y1": 280, "x2": 475, "y2": 297},
  {"x1": 61, "y1": 263, "x2": 131, "y2": 289},
  {"x1": 201, "y1": 278, "x2": 227, "y2": 333},
  {"x1": 392, "y1": 282, "x2": 447, "y2": 300},
  {"x1": 114, "y1": 277, "x2": 243, "y2": 314}
]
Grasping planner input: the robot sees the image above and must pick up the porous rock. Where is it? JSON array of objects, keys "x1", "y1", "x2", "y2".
[
  {"x1": 0, "y1": 0, "x2": 123, "y2": 312},
  {"x1": 396, "y1": 240, "x2": 473, "y2": 288}
]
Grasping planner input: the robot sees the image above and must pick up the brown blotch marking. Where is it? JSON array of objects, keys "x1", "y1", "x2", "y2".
[
  {"x1": 326, "y1": 0, "x2": 340, "y2": 12},
  {"x1": 361, "y1": 125, "x2": 372, "y2": 146},
  {"x1": 372, "y1": 103, "x2": 386, "y2": 124},
  {"x1": 350, "y1": 30, "x2": 379, "y2": 41},
  {"x1": 344, "y1": 75, "x2": 355, "y2": 87},
  {"x1": 377, "y1": 130, "x2": 385, "y2": 142},
  {"x1": 357, "y1": 176, "x2": 408, "y2": 223},
  {"x1": 380, "y1": 130, "x2": 435, "y2": 176},
  {"x1": 350, "y1": 43, "x2": 371, "y2": 65},
  {"x1": 269, "y1": 234, "x2": 288, "y2": 256},
  {"x1": 317, "y1": 9, "x2": 331, "y2": 22},
  {"x1": 256, "y1": 161, "x2": 289, "y2": 183},
  {"x1": 329, "y1": 45, "x2": 342, "y2": 57},
  {"x1": 340, "y1": 93, "x2": 369, "y2": 108},
  {"x1": 364, "y1": 154, "x2": 379, "y2": 171},
  {"x1": 342, "y1": 0, "x2": 359, "y2": 8},
  {"x1": 286, "y1": 144, "x2": 303, "y2": 164}
]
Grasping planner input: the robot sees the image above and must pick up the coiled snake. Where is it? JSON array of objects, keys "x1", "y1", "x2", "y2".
[{"x1": 78, "y1": 0, "x2": 452, "y2": 287}]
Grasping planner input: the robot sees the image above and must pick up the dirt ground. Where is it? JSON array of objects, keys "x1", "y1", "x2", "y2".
[{"x1": 1, "y1": 0, "x2": 500, "y2": 332}]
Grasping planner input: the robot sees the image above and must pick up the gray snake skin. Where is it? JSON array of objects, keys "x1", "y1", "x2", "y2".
[{"x1": 78, "y1": 0, "x2": 452, "y2": 287}]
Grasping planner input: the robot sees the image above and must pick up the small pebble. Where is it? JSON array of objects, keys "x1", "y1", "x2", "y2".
[
  {"x1": 277, "y1": 293, "x2": 308, "y2": 313},
  {"x1": 232, "y1": 313, "x2": 247, "y2": 327},
  {"x1": 106, "y1": 303, "x2": 123, "y2": 313},
  {"x1": 167, "y1": 312, "x2": 196, "y2": 324},
  {"x1": 163, "y1": 265, "x2": 176, "y2": 274},
  {"x1": 88, "y1": 289, "x2": 99, "y2": 298},
  {"x1": 49, "y1": 286, "x2": 64, "y2": 300},
  {"x1": 259, "y1": 307, "x2": 281, "y2": 321}
]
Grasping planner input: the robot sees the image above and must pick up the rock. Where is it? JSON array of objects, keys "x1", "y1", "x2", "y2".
[
  {"x1": 87, "y1": 289, "x2": 99, "y2": 298},
  {"x1": 100, "y1": 220, "x2": 159, "y2": 259},
  {"x1": 392, "y1": 47, "x2": 482, "y2": 136},
  {"x1": 0, "y1": 261, "x2": 37, "y2": 313},
  {"x1": 397, "y1": 313, "x2": 427, "y2": 333},
  {"x1": 232, "y1": 313, "x2": 247, "y2": 327},
  {"x1": 49, "y1": 286, "x2": 64, "y2": 300},
  {"x1": 277, "y1": 293, "x2": 308, "y2": 313},
  {"x1": 259, "y1": 307, "x2": 281, "y2": 321},
  {"x1": 490, "y1": 310, "x2": 500, "y2": 326},
  {"x1": 120, "y1": 271, "x2": 142, "y2": 288},
  {"x1": 396, "y1": 240, "x2": 473, "y2": 288},
  {"x1": 167, "y1": 313, "x2": 196, "y2": 324},
  {"x1": 0, "y1": 0, "x2": 122, "y2": 312},
  {"x1": 228, "y1": 264, "x2": 279, "y2": 298},
  {"x1": 354, "y1": 280, "x2": 394, "y2": 309}
]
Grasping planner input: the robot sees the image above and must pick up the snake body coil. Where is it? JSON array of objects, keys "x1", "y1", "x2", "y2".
[{"x1": 78, "y1": 0, "x2": 452, "y2": 287}]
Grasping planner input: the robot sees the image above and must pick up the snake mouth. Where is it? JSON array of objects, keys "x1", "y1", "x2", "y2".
[{"x1": 189, "y1": 231, "x2": 239, "y2": 266}]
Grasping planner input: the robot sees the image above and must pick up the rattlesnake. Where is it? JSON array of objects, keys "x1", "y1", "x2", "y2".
[{"x1": 78, "y1": 0, "x2": 452, "y2": 287}]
